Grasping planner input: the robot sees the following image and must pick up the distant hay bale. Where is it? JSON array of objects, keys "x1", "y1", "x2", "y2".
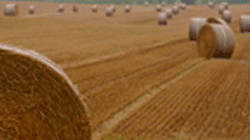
[
  {"x1": 0, "y1": 44, "x2": 91, "y2": 139},
  {"x1": 125, "y1": 5, "x2": 131, "y2": 13},
  {"x1": 156, "y1": 4, "x2": 162, "y2": 12},
  {"x1": 208, "y1": 2, "x2": 215, "y2": 8},
  {"x1": 197, "y1": 24, "x2": 234, "y2": 59},
  {"x1": 58, "y1": 4, "x2": 64, "y2": 13},
  {"x1": 145, "y1": 2, "x2": 149, "y2": 7},
  {"x1": 92, "y1": 5, "x2": 98, "y2": 13},
  {"x1": 172, "y1": 6, "x2": 179, "y2": 15},
  {"x1": 207, "y1": 17, "x2": 228, "y2": 25},
  {"x1": 240, "y1": 15, "x2": 250, "y2": 33},
  {"x1": 222, "y1": 10, "x2": 231, "y2": 23},
  {"x1": 189, "y1": 18, "x2": 207, "y2": 41},
  {"x1": 110, "y1": 5, "x2": 116, "y2": 13},
  {"x1": 218, "y1": 5, "x2": 224, "y2": 14},
  {"x1": 165, "y1": 8, "x2": 172, "y2": 19},
  {"x1": 180, "y1": 4, "x2": 186, "y2": 10},
  {"x1": 221, "y1": 2, "x2": 228, "y2": 9},
  {"x1": 158, "y1": 12, "x2": 167, "y2": 25},
  {"x1": 161, "y1": 2, "x2": 166, "y2": 7},
  {"x1": 106, "y1": 7, "x2": 113, "y2": 16},
  {"x1": 28, "y1": 5, "x2": 35, "y2": 14},
  {"x1": 4, "y1": 4, "x2": 19, "y2": 16},
  {"x1": 73, "y1": 5, "x2": 78, "y2": 12}
]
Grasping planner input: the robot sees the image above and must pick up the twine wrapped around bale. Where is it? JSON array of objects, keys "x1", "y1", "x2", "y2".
[
  {"x1": 92, "y1": 5, "x2": 98, "y2": 13},
  {"x1": 165, "y1": 8, "x2": 172, "y2": 19},
  {"x1": 58, "y1": 4, "x2": 64, "y2": 13},
  {"x1": 240, "y1": 15, "x2": 250, "y2": 32},
  {"x1": 145, "y1": 2, "x2": 149, "y2": 7},
  {"x1": 172, "y1": 6, "x2": 179, "y2": 15},
  {"x1": 4, "y1": 3, "x2": 19, "y2": 16},
  {"x1": 28, "y1": 5, "x2": 35, "y2": 14},
  {"x1": 124, "y1": 5, "x2": 131, "y2": 13},
  {"x1": 189, "y1": 18, "x2": 207, "y2": 41},
  {"x1": 161, "y1": 2, "x2": 166, "y2": 7},
  {"x1": 197, "y1": 24, "x2": 234, "y2": 59},
  {"x1": 208, "y1": 2, "x2": 215, "y2": 8},
  {"x1": 106, "y1": 7, "x2": 113, "y2": 16},
  {"x1": 218, "y1": 5, "x2": 224, "y2": 14},
  {"x1": 207, "y1": 17, "x2": 228, "y2": 25},
  {"x1": 222, "y1": 10, "x2": 231, "y2": 23},
  {"x1": 158, "y1": 12, "x2": 167, "y2": 25},
  {"x1": 156, "y1": 4, "x2": 162, "y2": 12},
  {"x1": 0, "y1": 44, "x2": 91, "y2": 139},
  {"x1": 73, "y1": 5, "x2": 78, "y2": 12}
]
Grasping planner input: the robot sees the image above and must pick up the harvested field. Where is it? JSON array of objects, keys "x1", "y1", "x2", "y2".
[{"x1": 1, "y1": 2, "x2": 250, "y2": 140}]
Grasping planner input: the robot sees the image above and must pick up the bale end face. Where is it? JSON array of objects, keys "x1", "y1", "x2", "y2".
[
  {"x1": 106, "y1": 8, "x2": 113, "y2": 17},
  {"x1": 240, "y1": 15, "x2": 250, "y2": 33},
  {"x1": 4, "y1": 4, "x2": 19, "y2": 16},
  {"x1": 158, "y1": 13, "x2": 167, "y2": 25},
  {"x1": 222, "y1": 10, "x2": 232, "y2": 23},
  {"x1": 189, "y1": 18, "x2": 207, "y2": 41},
  {"x1": 172, "y1": 6, "x2": 179, "y2": 15},
  {"x1": 28, "y1": 6, "x2": 35, "y2": 14},
  {"x1": 0, "y1": 44, "x2": 91, "y2": 139}
]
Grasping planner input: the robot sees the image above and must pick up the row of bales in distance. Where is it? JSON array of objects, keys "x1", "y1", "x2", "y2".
[{"x1": 3, "y1": 1, "x2": 250, "y2": 139}]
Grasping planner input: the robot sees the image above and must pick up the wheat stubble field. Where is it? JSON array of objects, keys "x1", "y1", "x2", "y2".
[{"x1": 1, "y1": 1, "x2": 250, "y2": 140}]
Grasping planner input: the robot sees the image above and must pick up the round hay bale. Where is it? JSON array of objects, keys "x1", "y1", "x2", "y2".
[
  {"x1": 28, "y1": 5, "x2": 35, "y2": 14},
  {"x1": 165, "y1": 8, "x2": 172, "y2": 19},
  {"x1": 161, "y1": 2, "x2": 166, "y2": 7},
  {"x1": 222, "y1": 10, "x2": 231, "y2": 23},
  {"x1": 58, "y1": 4, "x2": 64, "y2": 13},
  {"x1": 207, "y1": 17, "x2": 228, "y2": 26},
  {"x1": 110, "y1": 5, "x2": 116, "y2": 13},
  {"x1": 180, "y1": 4, "x2": 186, "y2": 10},
  {"x1": 0, "y1": 44, "x2": 91, "y2": 139},
  {"x1": 208, "y1": 2, "x2": 215, "y2": 8},
  {"x1": 106, "y1": 7, "x2": 113, "y2": 17},
  {"x1": 172, "y1": 6, "x2": 179, "y2": 15},
  {"x1": 125, "y1": 5, "x2": 131, "y2": 13},
  {"x1": 4, "y1": 4, "x2": 19, "y2": 16},
  {"x1": 156, "y1": 4, "x2": 162, "y2": 12},
  {"x1": 158, "y1": 12, "x2": 167, "y2": 25},
  {"x1": 189, "y1": 18, "x2": 207, "y2": 41},
  {"x1": 92, "y1": 5, "x2": 98, "y2": 13},
  {"x1": 221, "y1": 2, "x2": 228, "y2": 9},
  {"x1": 218, "y1": 5, "x2": 224, "y2": 14},
  {"x1": 197, "y1": 24, "x2": 234, "y2": 59},
  {"x1": 240, "y1": 15, "x2": 250, "y2": 33},
  {"x1": 145, "y1": 2, "x2": 149, "y2": 7},
  {"x1": 73, "y1": 5, "x2": 78, "y2": 12}
]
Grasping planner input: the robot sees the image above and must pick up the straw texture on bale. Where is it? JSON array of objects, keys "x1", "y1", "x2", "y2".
[
  {"x1": 73, "y1": 5, "x2": 78, "y2": 12},
  {"x1": 125, "y1": 5, "x2": 131, "y2": 13},
  {"x1": 208, "y1": 2, "x2": 215, "y2": 8},
  {"x1": 106, "y1": 7, "x2": 113, "y2": 16},
  {"x1": 0, "y1": 44, "x2": 91, "y2": 139},
  {"x1": 161, "y1": 2, "x2": 166, "y2": 7},
  {"x1": 58, "y1": 4, "x2": 64, "y2": 12},
  {"x1": 172, "y1": 6, "x2": 179, "y2": 15},
  {"x1": 222, "y1": 10, "x2": 231, "y2": 23},
  {"x1": 28, "y1": 5, "x2": 35, "y2": 14},
  {"x1": 207, "y1": 17, "x2": 228, "y2": 26},
  {"x1": 156, "y1": 4, "x2": 162, "y2": 12},
  {"x1": 240, "y1": 15, "x2": 250, "y2": 32},
  {"x1": 197, "y1": 24, "x2": 234, "y2": 59},
  {"x1": 92, "y1": 5, "x2": 98, "y2": 13},
  {"x1": 165, "y1": 9, "x2": 172, "y2": 19},
  {"x1": 4, "y1": 4, "x2": 19, "y2": 16},
  {"x1": 189, "y1": 18, "x2": 207, "y2": 41},
  {"x1": 218, "y1": 5, "x2": 224, "y2": 14},
  {"x1": 158, "y1": 12, "x2": 167, "y2": 25}
]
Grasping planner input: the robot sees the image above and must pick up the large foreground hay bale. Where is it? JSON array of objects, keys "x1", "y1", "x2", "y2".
[
  {"x1": 0, "y1": 44, "x2": 91, "y2": 139},
  {"x1": 125, "y1": 5, "x2": 131, "y2": 13},
  {"x1": 58, "y1": 4, "x2": 64, "y2": 13},
  {"x1": 172, "y1": 6, "x2": 179, "y2": 15},
  {"x1": 208, "y1": 2, "x2": 215, "y2": 8},
  {"x1": 28, "y1": 5, "x2": 35, "y2": 14},
  {"x1": 240, "y1": 15, "x2": 250, "y2": 32},
  {"x1": 158, "y1": 12, "x2": 167, "y2": 25},
  {"x1": 156, "y1": 4, "x2": 162, "y2": 12},
  {"x1": 106, "y1": 7, "x2": 113, "y2": 16},
  {"x1": 218, "y1": 5, "x2": 224, "y2": 14},
  {"x1": 4, "y1": 4, "x2": 19, "y2": 16},
  {"x1": 222, "y1": 10, "x2": 231, "y2": 23},
  {"x1": 73, "y1": 5, "x2": 78, "y2": 12},
  {"x1": 92, "y1": 5, "x2": 98, "y2": 13},
  {"x1": 189, "y1": 18, "x2": 207, "y2": 41},
  {"x1": 197, "y1": 24, "x2": 234, "y2": 59},
  {"x1": 165, "y1": 8, "x2": 172, "y2": 19}
]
